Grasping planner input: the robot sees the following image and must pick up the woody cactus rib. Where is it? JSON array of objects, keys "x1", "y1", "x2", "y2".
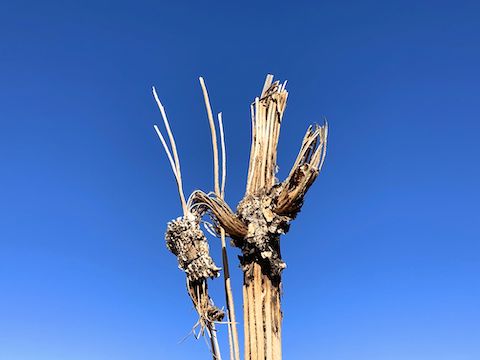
[{"x1": 239, "y1": 76, "x2": 327, "y2": 360}]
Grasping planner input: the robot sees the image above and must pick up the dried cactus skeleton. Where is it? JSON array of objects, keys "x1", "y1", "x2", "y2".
[{"x1": 152, "y1": 75, "x2": 327, "y2": 360}]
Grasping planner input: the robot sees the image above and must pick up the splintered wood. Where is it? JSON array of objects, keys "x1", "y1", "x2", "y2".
[
  {"x1": 243, "y1": 263, "x2": 282, "y2": 360},
  {"x1": 246, "y1": 75, "x2": 288, "y2": 194}
]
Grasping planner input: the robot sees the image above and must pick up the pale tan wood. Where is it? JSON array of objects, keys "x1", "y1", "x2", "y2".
[
  {"x1": 199, "y1": 77, "x2": 220, "y2": 196},
  {"x1": 246, "y1": 103, "x2": 257, "y2": 194},
  {"x1": 261, "y1": 74, "x2": 274, "y2": 97},
  {"x1": 221, "y1": 228, "x2": 240, "y2": 360},
  {"x1": 270, "y1": 287, "x2": 278, "y2": 360},
  {"x1": 244, "y1": 265, "x2": 282, "y2": 360},
  {"x1": 152, "y1": 88, "x2": 188, "y2": 215},
  {"x1": 243, "y1": 284, "x2": 251, "y2": 360},
  {"x1": 209, "y1": 323, "x2": 222, "y2": 360},
  {"x1": 265, "y1": 276, "x2": 273, "y2": 360},
  {"x1": 247, "y1": 273, "x2": 258, "y2": 360},
  {"x1": 262, "y1": 101, "x2": 272, "y2": 186},
  {"x1": 275, "y1": 287, "x2": 282, "y2": 360},
  {"x1": 201, "y1": 79, "x2": 241, "y2": 360},
  {"x1": 254, "y1": 264, "x2": 265, "y2": 359}
]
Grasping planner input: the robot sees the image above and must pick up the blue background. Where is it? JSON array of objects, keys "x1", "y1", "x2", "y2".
[{"x1": 1, "y1": 1, "x2": 479, "y2": 359}]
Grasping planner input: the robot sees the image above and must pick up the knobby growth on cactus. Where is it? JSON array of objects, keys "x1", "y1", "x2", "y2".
[{"x1": 152, "y1": 75, "x2": 328, "y2": 360}]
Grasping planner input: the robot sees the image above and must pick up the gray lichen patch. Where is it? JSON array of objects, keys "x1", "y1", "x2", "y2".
[
  {"x1": 235, "y1": 190, "x2": 291, "y2": 279},
  {"x1": 165, "y1": 215, "x2": 221, "y2": 282}
]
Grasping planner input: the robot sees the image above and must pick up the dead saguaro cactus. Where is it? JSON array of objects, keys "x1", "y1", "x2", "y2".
[{"x1": 152, "y1": 75, "x2": 327, "y2": 360}]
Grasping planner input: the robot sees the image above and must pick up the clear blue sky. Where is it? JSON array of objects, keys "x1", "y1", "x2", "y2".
[{"x1": 1, "y1": 1, "x2": 479, "y2": 359}]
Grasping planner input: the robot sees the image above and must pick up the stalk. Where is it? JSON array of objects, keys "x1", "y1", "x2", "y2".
[{"x1": 200, "y1": 78, "x2": 241, "y2": 360}]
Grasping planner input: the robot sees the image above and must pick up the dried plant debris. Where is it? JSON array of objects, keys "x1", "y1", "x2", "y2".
[
  {"x1": 165, "y1": 215, "x2": 221, "y2": 282},
  {"x1": 205, "y1": 304, "x2": 225, "y2": 322},
  {"x1": 235, "y1": 191, "x2": 289, "y2": 277},
  {"x1": 275, "y1": 124, "x2": 327, "y2": 216},
  {"x1": 165, "y1": 214, "x2": 225, "y2": 324},
  {"x1": 188, "y1": 190, "x2": 248, "y2": 239},
  {"x1": 188, "y1": 281, "x2": 225, "y2": 325}
]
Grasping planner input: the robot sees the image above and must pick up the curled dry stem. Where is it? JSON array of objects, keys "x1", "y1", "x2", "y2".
[{"x1": 189, "y1": 190, "x2": 248, "y2": 240}]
